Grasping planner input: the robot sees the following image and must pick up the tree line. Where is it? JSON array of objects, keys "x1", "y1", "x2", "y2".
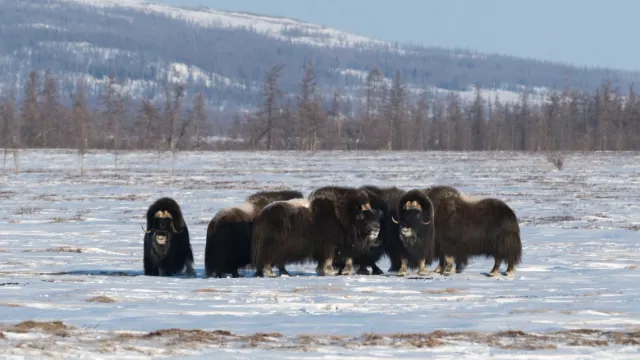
[
  {"x1": 234, "y1": 62, "x2": 640, "y2": 152},
  {"x1": 2, "y1": 64, "x2": 640, "y2": 170}
]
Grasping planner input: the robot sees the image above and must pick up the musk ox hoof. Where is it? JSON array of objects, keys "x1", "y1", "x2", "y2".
[
  {"x1": 341, "y1": 266, "x2": 354, "y2": 276},
  {"x1": 433, "y1": 265, "x2": 444, "y2": 274},
  {"x1": 488, "y1": 271, "x2": 500, "y2": 277},
  {"x1": 417, "y1": 268, "x2": 430, "y2": 276},
  {"x1": 316, "y1": 267, "x2": 336, "y2": 276},
  {"x1": 185, "y1": 264, "x2": 196, "y2": 278},
  {"x1": 356, "y1": 267, "x2": 371, "y2": 275},
  {"x1": 503, "y1": 270, "x2": 515, "y2": 277},
  {"x1": 397, "y1": 270, "x2": 408, "y2": 277}
]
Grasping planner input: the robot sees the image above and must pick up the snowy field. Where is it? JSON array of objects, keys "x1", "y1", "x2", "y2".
[{"x1": 0, "y1": 149, "x2": 639, "y2": 359}]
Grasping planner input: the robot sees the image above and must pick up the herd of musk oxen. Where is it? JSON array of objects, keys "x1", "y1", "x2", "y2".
[{"x1": 141, "y1": 185, "x2": 522, "y2": 279}]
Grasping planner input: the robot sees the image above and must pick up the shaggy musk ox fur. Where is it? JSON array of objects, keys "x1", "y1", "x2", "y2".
[
  {"x1": 252, "y1": 187, "x2": 381, "y2": 277},
  {"x1": 204, "y1": 190, "x2": 304, "y2": 278},
  {"x1": 142, "y1": 197, "x2": 195, "y2": 277},
  {"x1": 420, "y1": 185, "x2": 462, "y2": 272},
  {"x1": 385, "y1": 185, "x2": 461, "y2": 273},
  {"x1": 333, "y1": 185, "x2": 405, "y2": 275},
  {"x1": 433, "y1": 195, "x2": 522, "y2": 276},
  {"x1": 391, "y1": 190, "x2": 435, "y2": 276}
]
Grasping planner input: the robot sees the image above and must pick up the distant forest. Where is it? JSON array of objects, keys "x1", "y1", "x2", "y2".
[
  {"x1": 2, "y1": 0, "x2": 640, "y2": 116},
  {"x1": 2, "y1": 63, "x2": 639, "y2": 157}
]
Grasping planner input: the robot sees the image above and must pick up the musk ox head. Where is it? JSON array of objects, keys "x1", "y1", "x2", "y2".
[
  {"x1": 354, "y1": 202, "x2": 383, "y2": 249},
  {"x1": 392, "y1": 193, "x2": 433, "y2": 247},
  {"x1": 142, "y1": 210, "x2": 183, "y2": 257}
]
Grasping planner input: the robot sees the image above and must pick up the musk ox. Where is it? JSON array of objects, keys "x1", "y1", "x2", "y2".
[
  {"x1": 390, "y1": 189, "x2": 436, "y2": 276},
  {"x1": 204, "y1": 189, "x2": 304, "y2": 278},
  {"x1": 333, "y1": 185, "x2": 405, "y2": 275},
  {"x1": 252, "y1": 187, "x2": 381, "y2": 277},
  {"x1": 420, "y1": 185, "x2": 462, "y2": 273},
  {"x1": 433, "y1": 195, "x2": 522, "y2": 276},
  {"x1": 142, "y1": 197, "x2": 195, "y2": 277}
]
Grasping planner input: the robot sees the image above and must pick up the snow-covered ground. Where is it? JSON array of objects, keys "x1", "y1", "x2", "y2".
[{"x1": 0, "y1": 149, "x2": 639, "y2": 359}]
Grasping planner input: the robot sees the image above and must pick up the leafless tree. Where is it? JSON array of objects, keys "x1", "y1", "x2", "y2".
[{"x1": 72, "y1": 79, "x2": 91, "y2": 176}]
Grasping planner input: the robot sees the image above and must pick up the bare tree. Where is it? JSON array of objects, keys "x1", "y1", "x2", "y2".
[
  {"x1": 72, "y1": 79, "x2": 91, "y2": 176},
  {"x1": 192, "y1": 92, "x2": 207, "y2": 150},
  {"x1": 255, "y1": 64, "x2": 284, "y2": 150},
  {"x1": 21, "y1": 71, "x2": 39, "y2": 148},
  {"x1": 1, "y1": 91, "x2": 19, "y2": 174}
]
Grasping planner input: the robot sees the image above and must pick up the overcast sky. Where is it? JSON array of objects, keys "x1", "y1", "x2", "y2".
[{"x1": 156, "y1": 0, "x2": 638, "y2": 71}]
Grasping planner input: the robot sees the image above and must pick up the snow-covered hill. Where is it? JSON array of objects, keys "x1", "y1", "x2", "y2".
[{"x1": 0, "y1": 0, "x2": 638, "y2": 114}]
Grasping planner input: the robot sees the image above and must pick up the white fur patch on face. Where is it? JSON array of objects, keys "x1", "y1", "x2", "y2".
[
  {"x1": 368, "y1": 229, "x2": 380, "y2": 240},
  {"x1": 400, "y1": 227, "x2": 415, "y2": 238},
  {"x1": 287, "y1": 198, "x2": 310, "y2": 208},
  {"x1": 361, "y1": 203, "x2": 372, "y2": 211},
  {"x1": 155, "y1": 235, "x2": 167, "y2": 245}
]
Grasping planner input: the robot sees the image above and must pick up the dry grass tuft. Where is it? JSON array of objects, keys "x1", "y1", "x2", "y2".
[
  {"x1": 191, "y1": 288, "x2": 231, "y2": 294},
  {"x1": 0, "y1": 303, "x2": 23, "y2": 308},
  {"x1": 421, "y1": 288, "x2": 460, "y2": 295},
  {"x1": 23, "y1": 246, "x2": 84, "y2": 253},
  {"x1": 12, "y1": 206, "x2": 42, "y2": 215},
  {"x1": 87, "y1": 296, "x2": 116, "y2": 303},
  {"x1": 291, "y1": 286, "x2": 343, "y2": 293}
]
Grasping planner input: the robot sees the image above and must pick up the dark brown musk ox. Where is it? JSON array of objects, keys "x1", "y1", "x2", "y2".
[
  {"x1": 142, "y1": 197, "x2": 195, "y2": 277},
  {"x1": 433, "y1": 194, "x2": 522, "y2": 277},
  {"x1": 333, "y1": 185, "x2": 405, "y2": 275},
  {"x1": 383, "y1": 185, "x2": 461, "y2": 274},
  {"x1": 251, "y1": 187, "x2": 381, "y2": 277},
  {"x1": 390, "y1": 189, "x2": 436, "y2": 276},
  {"x1": 420, "y1": 185, "x2": 462, "y2": 273},
  {"x1": 204, "y1": 189, "x2": 304, "y2": 278}
]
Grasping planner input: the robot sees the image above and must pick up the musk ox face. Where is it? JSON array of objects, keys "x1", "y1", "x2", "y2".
[
  {"x1": 143, "y1": 210, "x2": 183, "y2": 257},
  {"x1": 353, "y1": 203, "x2": 383, "y2": 251},
  {"x1": 393, "y1": 200, "x2": 431, "y2": 247}
]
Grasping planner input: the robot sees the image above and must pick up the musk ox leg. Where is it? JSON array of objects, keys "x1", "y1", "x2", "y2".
[
  {"x1": 185, "y1": 260, "x2": 196, "y2": 278},
  {"x1": 277, "y1": 264, "x2": 291, "y2": 277},
  {"x1": 504, "y1": 262, "x2": 516, "y2": 276},
  {"x1": 340, "y1": 258, "x2": 354, "y2": 276},
  {"x1": 231, "y1": 269, "x2": 241, "y2": 278},
  {"x1": 434, "y1": 254, "x2": 446, "y2": 274},
  {"x1": 158, "y1": 268, "x2": 166, "y2": 277},
  {"x1": 443, "y1": 256, "x2": 455, "y2": 276},
  {"x1": 455, "y1": 256, "x2": 468, "y2": 274},
  {"x1": 397, "y1": 258, "x2": 409, "y2": 277},
  {"x1": 315, "y1": 258, "x2": 336, "y2": 276},
  {"x1": 262, "y1": 264, "x2": 277, "y2": 278},
  {"x1": 489, "y1": 257, "x2": 502, "y2": 277},
  {"x1": 356, "y1": 266, "x2": 371, "y2": 275},
  {"x1": 371, "y1": 263, "x2": 384, "y2": 275},
  {"x1": 417, "y1": 259, "x2": 429, "y2": 276}
]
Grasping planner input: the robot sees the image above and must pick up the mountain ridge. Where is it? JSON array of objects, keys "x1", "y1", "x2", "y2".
[{"x1": 1, "y1": 0, "x2": 638, "y2": 121}]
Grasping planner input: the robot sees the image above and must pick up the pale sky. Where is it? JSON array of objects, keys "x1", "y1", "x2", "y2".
[{"x1": 156, "y1": 0, "x2": 638, "y2": 71}]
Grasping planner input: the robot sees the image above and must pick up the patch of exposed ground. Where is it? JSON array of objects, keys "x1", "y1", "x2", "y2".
[
  {"x1": 86, "y1": 296, "x2": 116, "y2": 303},
  {"x1": 420, "y1": 288, "x2": 460, "y2": 295},
  {"x1": 23, "y1": 246, "x2": 84, "y2": 253},
  {"x1": 191, "y1": 288, "x2": 232, "y2": 294},
  {"x1": 0, "y1": 321, "x2": 638, "y2": 356}
]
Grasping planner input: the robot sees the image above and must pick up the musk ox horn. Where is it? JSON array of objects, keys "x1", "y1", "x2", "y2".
[
  {"x1": 391, "y1": 216, "x2": 399, "y2": 224},
  {"x1": 141, "y1": 224, "x2": 153, "y2": 233},
  {"x1": 170, "y1": 222, "x2": 183, "y2": 233},
  {"x1": 422, "y1": 219, "x2": 432, "y2": 225}
]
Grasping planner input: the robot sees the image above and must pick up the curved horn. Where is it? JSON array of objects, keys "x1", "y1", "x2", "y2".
[
  {"x1": 422, "y1": 219, "x2": 432, "y2": 225},
  {"x1": 141, "y1": 224, "x2": 153, "y2": 233},
  {"x1": 170, "y1": 222, "x2": 184, "y2": 233},
  {"x1": 391, "y1": 216, "x2": 399, "y2": 224}
]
